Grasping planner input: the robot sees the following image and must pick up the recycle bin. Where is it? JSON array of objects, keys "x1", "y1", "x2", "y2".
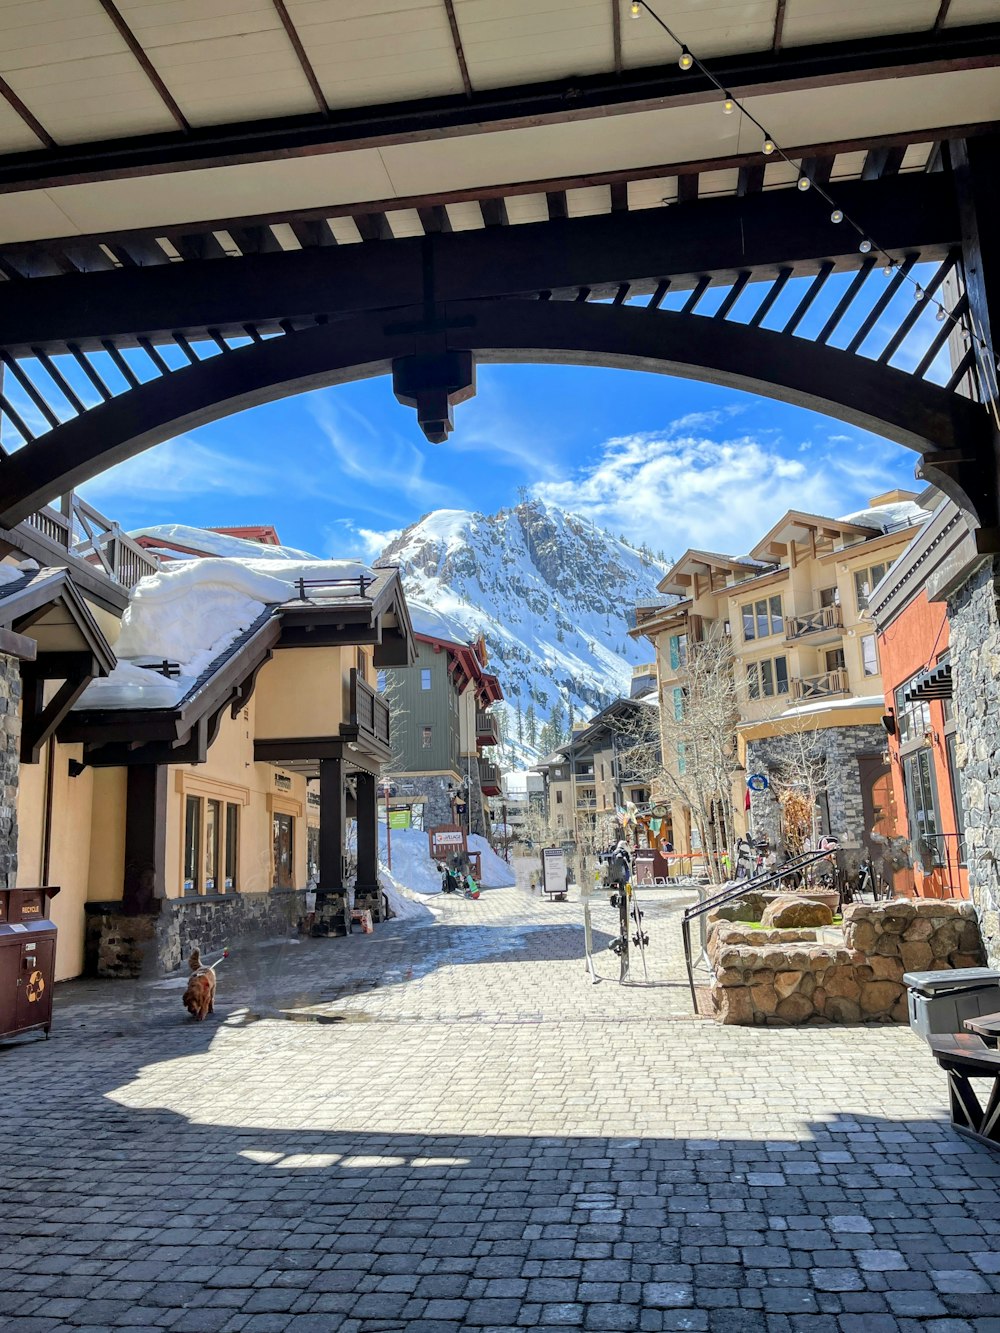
[
  {"x1": 903, "y1": 967, "x2": 1000, "y2": 1039},
  {"x1": 0, "y1": 887, "x2": 60, "y2": 1042}
]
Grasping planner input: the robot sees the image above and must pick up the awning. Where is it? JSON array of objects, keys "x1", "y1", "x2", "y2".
[{"x1": 903, "y1": 660, "x2": 953, "y2": 702}]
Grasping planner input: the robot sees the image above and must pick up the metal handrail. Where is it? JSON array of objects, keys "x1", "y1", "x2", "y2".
[{"x1": 681, "y1": 845, "x2": 837, "y2": 1012}]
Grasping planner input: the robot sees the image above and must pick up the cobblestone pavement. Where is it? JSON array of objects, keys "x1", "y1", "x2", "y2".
[{"x1": 2, "y1": 869, "x2": 999, "y2": 1333}]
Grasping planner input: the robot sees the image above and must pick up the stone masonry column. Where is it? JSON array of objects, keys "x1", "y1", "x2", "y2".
[
  {"x1": 947, "y1": 561, "x2": 1000, "y2": 967},
  {"x1": 0, "y1": 652, "x2": 22, "y2": 889}
]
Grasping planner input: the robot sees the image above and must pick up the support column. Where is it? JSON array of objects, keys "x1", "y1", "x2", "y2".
[
  {"x1": 314, "y1": 756, "x2": 350, "y2": 936},
  {"x1": 0, "y1": 651, "x2": 22, "y2": 890},
  {"x1": 122, "y1": 764, "x2": 166, "y2": 914},
  {"x1": 353, "y1": 770, "x2": 383, "y2": 922}
]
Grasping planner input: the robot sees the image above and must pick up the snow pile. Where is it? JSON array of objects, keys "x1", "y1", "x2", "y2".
[
  {"x1": 376, "y1": 826, "x2": 445, "y2": 895},
  {"x1": 839, "y1": 500, "x2": 928, "y2": 533},
  {"x1": 377, "y1": 865, "x2": 437, "y2": 922},
  {"x1": 468, "y1": 834, "x2": 516, "y2": 887},
  {"x1": 73, "y1": 555, "x2": 376, "y2": 711},
  {"x1": 128, "y1": 523, "x2": 318, "y2": 562},
  {"x1": 0, "y1": 564, "x2": 24, "y2": 587},
  {"x1": 407, "y1": 599, "x2": 474, "y2": 647}
]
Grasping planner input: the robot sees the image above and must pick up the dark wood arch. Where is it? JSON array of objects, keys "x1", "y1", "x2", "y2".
[{"x1": 0, "y1": 297, "x2": 992, "y2": 529}]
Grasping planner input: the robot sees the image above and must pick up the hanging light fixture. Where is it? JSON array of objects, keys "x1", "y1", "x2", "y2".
[
  {"x1": 678, "y1": 46, "x2": 694, "y2": 70},
  {"x1": 830, "y1": 208, "x2": 844, "y2": 224},
  {"x1": 630, "y1": 0, "x2": 641, "y2": 17},
  {"x1": 722, "y1": 95, "x2": 735, "y2": 114},
  {"x1": 859, "y1": 239, "x2": 872, "y2": 254},
  {"x1": 797, "y1": 175, "x2": 811, "y2": 192},
  {"x1": 762, "y1": 137, "x2": 776, "y2": 156}
]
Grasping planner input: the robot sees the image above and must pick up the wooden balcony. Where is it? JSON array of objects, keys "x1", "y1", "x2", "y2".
[
  {"x1": 9, "y1": 492, "x2": 159, "y2": 597},
  {"x1": 479, "y1": 758, "x2": 501, "y2": 795},
  {"x1": 350, "y1": 670, "x2": 391, "y2": 747},
  {"x1": 792, "y1": 668, "x2": 849, "y2": 701},
  {"x1": 787, "y1": 605, "x2": 843, "y2": 640},
  {"x1": 476, "y1": 709, "x2": 500, "y2": 747}
]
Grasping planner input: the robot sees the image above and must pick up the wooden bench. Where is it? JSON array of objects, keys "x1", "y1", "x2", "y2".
[{"x1": 929, "y1": 1033, "x2": 1000, "y2": 1151}]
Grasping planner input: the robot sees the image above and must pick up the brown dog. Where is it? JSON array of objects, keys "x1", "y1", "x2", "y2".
[{"x1": 182, "y1": 948, "x2": 217, "y2": 1021}]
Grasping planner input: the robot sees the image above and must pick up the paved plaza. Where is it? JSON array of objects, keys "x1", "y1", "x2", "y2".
[{"x1": 2, "y1": 873, "x2": 999, "y2": 1333}]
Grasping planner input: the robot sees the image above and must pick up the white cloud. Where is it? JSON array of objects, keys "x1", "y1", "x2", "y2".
[
  {"x1": 530, "y1": 424, "x2": 911, "y2": 557},
  {"x1": 79, "y1": 435, "x2": 285, "y2": 504}
]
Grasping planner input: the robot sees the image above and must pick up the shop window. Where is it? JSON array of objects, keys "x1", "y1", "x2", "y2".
[
  {"x1": 894, "y1": 681, "x2": 931, "y2": 745},
  {"x1": 272, "y1": 812, "x2": 295, "y2": 889},
  {"x1": 902, "y1": 749, "x2": 943, "y2": 868},
  {"x1": 854, "y1": 562, "x2": 888, "y2": 613},
  {"x1": 945, "y1": 731, "x2": 967, "y2": 867},
  {"x1": 421, "y1": 725, "x2": 433, "y2": 748},
  {"x1": 421, "y1": 668, "x2": 432, "y2": 690},
  {"x1": 225, "y1": 803, "x2": 240, "y2": 890},
  {"x1": 307, "y1": 825, "x2": 320, "y2": 882},
  {"x1": 204, "y1": 799, "x2": 220, "y2": 893},
  {"x1": 183, "y1": 796, "x2": 201, "y2": 895},
  {"x1": 861, "y1": 634, "x2": 879, "y2": 676}
]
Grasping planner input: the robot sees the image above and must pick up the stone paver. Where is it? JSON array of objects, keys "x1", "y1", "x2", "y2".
[{"x1": 1, "y1": 866, "x2": 999, "y2": 1331}]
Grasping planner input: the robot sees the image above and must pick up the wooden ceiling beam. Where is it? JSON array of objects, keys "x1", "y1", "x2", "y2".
[
  {"x1": 772, "y1": 0, "x2": 787, "y2": 51},
  {"x1": 612, "y1": 0, "x2": 623, "y2": 74},
  {"x1": 441, "y1": 0, "x2": 473, "y2": 97},
  {"x1": 418, "y1": 205, "x2": 453, "y2": 234},
  {"x1": 0, "y1": 77, "x2": 55, "y2": 150},
  {"x1": 271, "y1": 0, "x2": 329, "y2": 115},
  {"x1": 479, "y1": 197, "x2": 509, "y2": 228},
  {"x1": 96, "y1": 0, "x2": 189, "y2": 134},
  {"x1": 0, "y1": 24, "x2": 996, "y2": 192}
]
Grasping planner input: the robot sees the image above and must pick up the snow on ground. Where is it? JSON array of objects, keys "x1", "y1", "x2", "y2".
[
  {"x1": 469, "y1": 834, "x2": 517, "y2": 887},
  {"x1": 377, "y1": 827, "x2": 443, "y2": 896}
]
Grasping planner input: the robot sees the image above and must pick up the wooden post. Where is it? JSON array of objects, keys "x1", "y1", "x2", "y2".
[
  {"x1": 122, "y1": 764, "x2": 166, "y2": 914},
  {"x1": 355, "y1": 770, "x2": 379, "y2": 895},
  {"x1": 317, "y1": 756, "x2": 346, "y2": 891}
]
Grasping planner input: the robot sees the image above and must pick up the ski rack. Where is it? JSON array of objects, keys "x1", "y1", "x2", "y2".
[{"x1": 681, "y1": 846, "x2": 836, "y2": 1013}]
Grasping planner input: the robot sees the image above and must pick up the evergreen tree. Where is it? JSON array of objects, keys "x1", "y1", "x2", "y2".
[
  {"x1": 567, "y1": 700, "x2": 575, "y2": 734},
  {"x1": 526, "y1": 702, "x2": 538, "y2": 747},
  {"x1": 550, "y1": 701, "x2": 565, "y2": 746},
  {"x1": 516, "y1": 703, "x2": 524, "y2": 744}
]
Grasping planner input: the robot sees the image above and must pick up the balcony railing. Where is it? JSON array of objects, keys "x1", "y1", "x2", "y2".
[
  {"x1": 22, "y1": 493, "x2": 158, "y2": 591},
  {"x1": 351, "y1": 670, "x2": 391, "y2": 746},
  {"x1": 792, "y1": 668, "x2": 849, "y2": 701},
  {"x1": 787, "y1": 606, "x2": 843, "y2": 639},
  {"x1": 476, "y1": 709, "x2": 500, "y2": 746},
  {"x1": 576, "y1": 797, "x2": 598, "y2": 809},
  {"x1": 479, "y1": 759, "x2": 501, "y2": 793}
]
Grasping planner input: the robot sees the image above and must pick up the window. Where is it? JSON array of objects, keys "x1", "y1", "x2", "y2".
[
  {"x1": 894, "y1": 681, "x2": 931, "y2": 745},
  {"x1": 307, "y1": 825, "x2": 320, "y2": 881},
  {"x1": 225, "y1": 803, "x2": 240, "y2": 890},
  {"x1": 556, "y1": 790, "x2": 563, "y2": 805},
  {"x1": 204, "y1": 799, "x2": 220, "y2": 893},
  {"x1": 183, "y1": 796, "x2": 201, "y2": 895},
  {"x1": 854, "y1": 562, "x2": 888, "y2": 613},
  {"x1": 819, "y1": 586, "x2": 840, "y2": 608},
  {"x1": 945, "y1": 731, "x2": 967, "y2": 866},
  {"x1": 376, "y1": 669, "x2": 387, "y2": 693},
  {"x1": 746, "y1": 656, "x2": 789, "y2": 700},
  {"x1": 421, "y1": 725, "x2": 433, "y2": 748},
  {"x1": 357, "y1": 647, "x2": 367, "y2": 680},
  {"x1": 600, "y1": 763, "x2": 605, "y2": 780},
  {"x1": 902, "y1": 749, "x2": 943, "y2": 868},
  {"x1": 826, "y1": 647, "x2": 846, "y2": 674},
  {"x1": 861, "y1": 634, "x2": 879, "y2": 676},
  {"x1": 668, "y1": 633, "x2": 687, "y2": 669},
  {"x1": 743, "y1": 596, "x2": 782, "y2": 640},
  {"x1": 420, "y1": 668, "x2": 432, "y2": 690},
  {"x1": 672, "y1": 687, "x2": 684, "y2": 721},
  {"x1": 272, "y1": 812, "x2": 295, "y2": 889}
]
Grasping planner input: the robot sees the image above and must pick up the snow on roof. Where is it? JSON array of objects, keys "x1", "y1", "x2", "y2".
[
  {"x1": 408, "y1": 598, "x2": 474, "y2": 648},
  {"x1": 777, "y1": 694, "x2": 885, "y2": 718},
  {"x1": 837, "y1": 501, "x2": 929, "y2": 533},
  {"x1": 73, "y1": 556, "x2": 374, "y2": 712},
  {"x1": 128, "y1": 523, "x2": 319, "y2": 561}
]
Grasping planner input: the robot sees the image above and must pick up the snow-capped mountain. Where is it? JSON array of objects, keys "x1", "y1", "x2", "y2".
[{"x1": 377, "y1": 501, "x2": 669, "y2": 765}]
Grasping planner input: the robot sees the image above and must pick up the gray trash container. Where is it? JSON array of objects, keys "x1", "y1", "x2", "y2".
[{"x1": 903, "y1": 967, "x2": 1000, "y2": 1038}]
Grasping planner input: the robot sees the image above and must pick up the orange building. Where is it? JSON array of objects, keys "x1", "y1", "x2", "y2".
[{"x1": 870, "y1": 500, "x2": 968, "y2": 899}]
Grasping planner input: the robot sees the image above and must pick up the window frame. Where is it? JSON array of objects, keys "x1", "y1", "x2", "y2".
[
  {"x1": 742, "y1": 595, "x2": 783, "y2": 641},
  {"x1": 420, "y1": 667, "x2": 432, "y2": 690},
  {"x1": 861, "y1": 633, "x2": 879, "y2": 677}
]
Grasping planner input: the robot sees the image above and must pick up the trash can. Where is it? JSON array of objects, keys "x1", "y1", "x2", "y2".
[
  {"x1": 903, "y1": 967, "x2": 1000, "y2": 1038},
  {"x1": 0, "y1": 886, "x2": 60, "y2": 1043}
]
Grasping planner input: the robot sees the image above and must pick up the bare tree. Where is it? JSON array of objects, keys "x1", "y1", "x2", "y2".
[
  {"x1": 616, "y1": 626, "x2": 741, "y2": 881},
  {"x1": 752, "y1": 710, "x2": 830, "y2": 855}
]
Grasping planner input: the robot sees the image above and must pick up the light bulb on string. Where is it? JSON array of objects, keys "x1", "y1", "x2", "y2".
[
  {"x1": 629, "y1": 0, "x2": 641, "y2": 17},
  {"x1": 914, "y1": 286, "x2": 925, "y2": 302},
  {"x1": 797, "y1": 176, "x2": 811, "y2": 192},
  {"x1": 830, "y1": 209, "x2": 844, "y2": 224},
  {"x1": 762, "y1": 137, "x2": 776, "y2": 155},
  {"x1": 936, "y1": 306, "x2": 948, "y2": 322},
  {"x1": 722, "y1": 96, "x2": 735, "y2": 114},
  {"x1": 859, "y1": 239, "x2": 872, "y2": 254},
  {"x1": 883, "y1": 261, "x2": 895, "y2": 276},
  {"x1": 678, "y1": 47, "x2": 694, "y2": 70}
]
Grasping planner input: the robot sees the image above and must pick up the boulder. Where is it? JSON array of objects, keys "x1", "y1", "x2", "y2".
[
  {"x1": 824, "y1": 995, "x2": 862, "y2": 1024},
  {"x1": 860, "y1": 980, "x2": 903, "y2": 1015},
  {"x1": 713, "y1": 985, "x2": 753, "y2": 1024},
  {"x1": 750, "y1": 982, "x2": 778, "y2": 1015},
  {"x1": 902, "y1": 916, "x2": 934, "y2": 942},
  {"x1": 845, "y1": 920, "x2": 876, "y2": 953},
  {"x1": 825, "y1": 967, "x2": 861, "y2": 1001},
  {"x1": 868, "y1": 955, "x2": 905, "y2": 981},
  {"x1": 774, "y1": 970, "x2": 804, "y2": 998},
  {"x1": 761, "y1": 895, "x2": 834, "y2": 929},
  {"x1": 774, "y1": 993, "x2": 816, "y2": 1023},
  {"x1": 899, "y1": 940, "x2": 933, "y2": 973}
]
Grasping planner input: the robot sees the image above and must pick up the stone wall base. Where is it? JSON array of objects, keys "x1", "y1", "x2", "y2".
[
  {"x1": 85, "y1": 889, "x2": 308, "y2": 978},
  {"x1": 710, "y1": 898, "x2": 984, "y2": 1025}
]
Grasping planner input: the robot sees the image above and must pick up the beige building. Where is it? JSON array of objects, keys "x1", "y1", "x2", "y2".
[
  {"x1": 1, "y1": 507, "x2": 413, "y2": 981},
  {"x1": 634, "y1": 490, "x2": 932, "y2": 870}
]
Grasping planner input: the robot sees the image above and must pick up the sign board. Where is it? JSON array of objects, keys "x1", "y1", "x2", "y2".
[
  {"x1": 428, "y1": 824, "x2": 466, "y2": 862},
  {"x1": 388, "y1": 809, "x2": 411, "y2": 829},
  {"x1": 542, "y1": 846, "x2": 568, "y2": 897},
  {"x1": 649, "y1": 803, "x2": 668, "y2": 818},
  {"x1": 747, "y1": 773, "x2": 769, "y2": 792}
]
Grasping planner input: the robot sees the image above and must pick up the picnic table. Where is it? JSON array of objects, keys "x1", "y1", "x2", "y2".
[
  {"x1": 963, "y1": 1009, "x2": 1000, "y2": 1045},
  {"x1": 929, "y1": 1031, "x2": 1000, "y2": 1151}
]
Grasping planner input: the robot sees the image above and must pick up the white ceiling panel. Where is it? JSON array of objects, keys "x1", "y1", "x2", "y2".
[
  {"x1": 697, "y1": 166, "x2": 740, "y2": 196},
  {"x1": 946, "y1": 0, "x2": 1000, "y2": 23},
  {"x1": 566, "y1": 185, "x2": 611, "y2": 217},
  {"x1": 443, "y1": 200, "x2": 485, "y2": 229},
  {"x1": 385, "y1": 207, "x2": 424, "y2": 237},
  {"x1": 327, "y1": 215, "x2": 363, "y2": 244},
  {"x1": 503, "y1": 192, "x2": 549, "y2": 224},
  {"x1": 457, "y1": 0, "x2": 612, "y2": 89},
  {"x1": 627, "y1": 176, "x2": 675, "y2": 209},
  {"x1": 780, "y1": 0, "x2": 939, "y2": 49},
  {"x1": 620, "y1": 0, "x2": 776, "y2": 66},
  {"x1": 0, "y1": 96, "x2": 47, "y2": 154},
  {"x1": 287, "y1": 0, "x2": 465, "y2": 108},
  {"x1": 117, "y1": 0, "x2": 317, "y2": 125}
]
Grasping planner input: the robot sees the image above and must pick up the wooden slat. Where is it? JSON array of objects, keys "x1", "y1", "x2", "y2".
[
  {"x1": 546, "y1": 192, "x2": 569, "y2": 221},
  {"x1": 783, "y1": 262, "x2": 835, "y2": 334},
  {"x1": 647, "y1": 279, "x2": 671, "y2": 309},
  {"x1": 846, "y1": 256, "x2": 916, "y2": 353},
  {"x1": 100, "y1": 341, "x2": 140, "y2": 388},
  {"x1": 934, "y1": 0, "x2": 953, "y2": 30},
  {"x1": 862, "y1": 146, "x2": 907, "y2": 180},
  {"x1": 677, "y1": 174, "x2": 699, "y2": 204},
  {"x1": 772, "y1": 0, "x2": 787, "y2": 50},
  {"x1": 0, "y1": 353, "x2": 60, "y2": 428},
  {"x1": 945, "y1": 345, "x2": 977, "y2": 394},
  {"x1": 0, "y1": 76, "x2": 55, "y2": 149},
  {"x1": 417, "y1": 206, "x2": 452, "y2": 235},
  {"x1": 175, "y1": 233, "x2": 229, "y2": 262},
  {"x1": 355, "y1": 214, "x2": 393, "y2": 243},
  {"x1": 611, "y1": 0, "x2": 623, "y2": 74},
  {"x1": 609, "y1": 181, "x2": 629, "y2": 213},
  {"x1": 290, "y1": 220, "x2": 336, "y2": 249},
  {"x1": 31, "y1": 349, "x2": 85, "y2": 415},
  {"x1": 680, "y1": 276, "x2": 711, "y2": 314},
  {"x1": 748, "y1": 268, "x2": 793, "y2": 327},
  {"x1": 230, "y1": 227, "x2": 282, "y2": 256},
  {"x1": 799, "y1": 156, "x2": 833, "y2": 186},
  {"x1": 915, "y1": 292, "x2": 968, "y2": 378},
  {"x1": 816, "y1": 257, "x2": 877, "y2": 343},
  {"x1": 714, "y1": 272, "x2": 751, "y2": 320},
  {"x1": 878, "y1": 254, "x2": 955, "y2": 364},
  {"x1": 0, "y1": 393, "x2": 34, "y2": 443},
  {"x1": 612, "y1": 283, "x2": 631, "y2": 306},
  {"x1": 65, "y1": 345, "x2": 112, "y2": 401},
  {"x1": 738, "y1": 164, "x2": 766, "y2": 196},
  {"x1": 479, "y1": 198, "x2": 509, "y2": 228},
  {"x1": 137, "y1": 337, "x2": 171, "y2": 374}
]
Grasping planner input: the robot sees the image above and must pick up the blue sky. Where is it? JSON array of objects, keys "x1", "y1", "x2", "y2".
[{"x1": 77, "y1": 362, "x2": 920, "y2": 563}]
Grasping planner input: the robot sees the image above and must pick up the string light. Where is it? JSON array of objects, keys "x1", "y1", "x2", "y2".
[
  {"x1": 936, "y1": 306, "x2": 948, "y2": 321},
  {"x1": 628, "y1": 0, "x2": 985, "y2": 369},
  {"x1": 630, "y1": 0, "x2": 641, "y2": 17},
  {"x1": 883, "y1": 261, "x2": 896, "y2": 275}
]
